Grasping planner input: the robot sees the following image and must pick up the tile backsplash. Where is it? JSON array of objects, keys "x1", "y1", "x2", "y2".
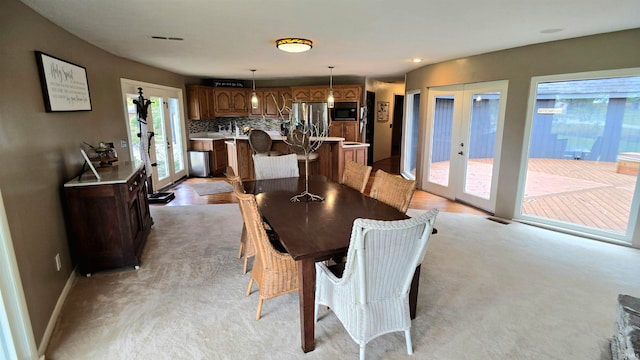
[{"x1": 188, "y1": 117, "x2": 286, "y2": 134}]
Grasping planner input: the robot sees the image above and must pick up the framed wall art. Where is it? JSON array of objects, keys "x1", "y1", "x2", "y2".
[
  {"x1": 376, "y1": 101, "x2": 389, "y2": 122},
  {"x1": 35, "y1": 51, "x2": 92, "y2": 112}
]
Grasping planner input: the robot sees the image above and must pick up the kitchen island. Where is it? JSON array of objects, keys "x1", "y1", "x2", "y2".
[{"x1": 225, "y1": 134, "x2": 345, "y2": 182}]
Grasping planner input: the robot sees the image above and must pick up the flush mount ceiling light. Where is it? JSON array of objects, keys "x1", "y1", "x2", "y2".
[{"x1": 275, "y1": 38, "x2": 313, "y2": 53}]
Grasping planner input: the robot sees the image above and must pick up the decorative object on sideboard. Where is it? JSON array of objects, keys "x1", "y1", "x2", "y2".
[
  {"x1": 35, "y1": 51, "x2": 92, "y2": 112},
  {"x1": 275, "y1": 38, "x2": 313, "y2": 53}
]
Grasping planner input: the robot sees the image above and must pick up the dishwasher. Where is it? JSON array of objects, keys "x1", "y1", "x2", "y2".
[{"x1": 188, "y1": 150, "x2": 211, "y2": 177}]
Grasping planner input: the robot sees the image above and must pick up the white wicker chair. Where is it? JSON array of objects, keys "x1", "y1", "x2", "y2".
[
  {"x1": 315, "y1": 209, "x2": 439, "y2": 360},
  {"x1": 253, "y1": 153, "x2": 299, "y2": 180}
]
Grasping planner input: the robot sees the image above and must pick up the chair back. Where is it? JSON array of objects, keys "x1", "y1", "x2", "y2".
[
  {"x1": 345, "y1": 209, "x2": 438, "y2": 306},
  {"x1": 234, "y1": 191, "x2": 281, "y2": 271},
  {"x1": 341, "y1": 159, "x2": 372, "y2": 193},
  {"x1": 253, "y1": 153, "x2": 300, "y2": 180},
  {"x1": 225, "y1": 166, "x2": 236, "y2": 179},
  {"x1": 248, "y1": 129, "x2": 274, "y2": 156},
  {"x1": 369, "y1": 169, "x2": 416, "y2": 213}
]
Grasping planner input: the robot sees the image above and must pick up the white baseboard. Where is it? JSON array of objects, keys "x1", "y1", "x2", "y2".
[{"x1": 37, "y1": 267, "x2": 77, "y2": 357}]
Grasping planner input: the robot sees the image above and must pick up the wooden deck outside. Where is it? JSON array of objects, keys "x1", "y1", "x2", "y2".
[{"x1": 430, "y1": 158, "x2": 637, "y2": 234}]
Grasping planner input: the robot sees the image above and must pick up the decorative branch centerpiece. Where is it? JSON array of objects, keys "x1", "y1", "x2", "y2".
[{"x1": 283, "y1": 101, "x2": 329, "y2": 202}]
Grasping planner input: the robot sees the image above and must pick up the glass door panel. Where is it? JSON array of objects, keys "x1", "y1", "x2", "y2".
[
  {"x1": 461, "y1": 91, "x2": 501, "y2": 200},
  {"x1": 429, "y1": 95, "x2": 454, "y2": 187},
  {"x1": 168, "y1": 98, "x2": 185, "y2": 174},
  {"x1": 401, "y1": 92, "x2": 420, "y2": 179}
]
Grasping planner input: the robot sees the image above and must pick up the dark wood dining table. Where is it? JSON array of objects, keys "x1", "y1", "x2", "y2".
[{"x1": 244, "y1": 175, "x2": 422, "y2": 353}]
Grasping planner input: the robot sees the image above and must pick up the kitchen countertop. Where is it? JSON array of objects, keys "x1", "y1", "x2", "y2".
[{"x1": 189, "y1": 131, "x2": 347, "y2": 142}]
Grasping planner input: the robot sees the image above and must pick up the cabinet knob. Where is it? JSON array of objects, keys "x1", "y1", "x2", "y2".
[
  {"x1": 129, "y1": 186, "x2": 133, "y2": 191},
  {"x1": 134, "y1": 181, "x2": 138, "y2": 186}
]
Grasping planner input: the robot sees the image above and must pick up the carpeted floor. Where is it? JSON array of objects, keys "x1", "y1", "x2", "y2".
[
  {"x1": 44, "y1": 204, "x2": 640, "y2": 359},
  {"x1": 187, "y1": 181, "x2": 233, "y2": 195}
]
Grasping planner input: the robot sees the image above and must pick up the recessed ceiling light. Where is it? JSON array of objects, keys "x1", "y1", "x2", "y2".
[
  {"x1": 411, "y1": 58, "x2": 423, "y2": 63},
  {"x1": 540, "y1": 28, "x2": 564, "y2": 34}
]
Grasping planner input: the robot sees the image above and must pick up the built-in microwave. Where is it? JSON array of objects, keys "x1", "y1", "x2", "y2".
[{"x1": 331, "y1": 102, "x2": 358, "y2": 121}]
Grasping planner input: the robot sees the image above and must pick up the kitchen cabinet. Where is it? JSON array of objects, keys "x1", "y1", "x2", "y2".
[
  {"x1": 63, "y1": 164, "x2": 153, "y2": 275},
  {"x1": 250, "y1": 88, "x2": 290, "y2": 117},
  {"x1": 337, "y1": 142, "x2": 370, "y2": 182},
  {"x1": 330, "y1": 121, "x2": 359, "y2": 142},
  {"x1": 292, "y1": 86, "x2": 329, "y2": 102},
  {"x1": 214, "y1": 88, "x2": 249, "y2": 116},
  {"x1": 186, "y1": 85, "x2": 215, "y2": 120},
  {"x1": 189, "y1": 139, "x2": 228, "y2": 174},
  {"x1": 332, "y1": 85, "x2": 361, "y2": 102}
]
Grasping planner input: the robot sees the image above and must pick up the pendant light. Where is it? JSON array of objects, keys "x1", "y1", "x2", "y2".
[
  {"x1": 250, "y1": 69, "x2": 258, "y2": 109},
  {"x1": 327, "y1": 66, "x2": 335, "y2": 109}
]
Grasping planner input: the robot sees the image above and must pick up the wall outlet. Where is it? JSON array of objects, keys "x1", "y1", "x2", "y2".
[
  {"x1": 55, "y1": 253, "x2": 61, "y2": 271},
  {"x1": 120, "y1": 139, "x2": 127, "y2": 148}
]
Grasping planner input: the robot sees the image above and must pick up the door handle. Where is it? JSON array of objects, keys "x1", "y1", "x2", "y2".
[{"x1": 458, "y1": 151, "x2": 464, "y2": 155}]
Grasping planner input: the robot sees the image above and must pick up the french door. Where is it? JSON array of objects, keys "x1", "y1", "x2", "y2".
[
  {"x1": 422, "y1": 81, "x2": 508, "y2": 212},
  {"x1": 121, "y1": 80, "x2": 187, "y2": 191}
]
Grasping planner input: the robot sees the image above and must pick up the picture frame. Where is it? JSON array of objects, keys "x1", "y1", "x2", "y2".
[
  {"x1": 35, "y1": 51, "x2": 92, "y2": 112},
  {"x1": 376, "y1": 101, "x2": 389, "y2": 122}
]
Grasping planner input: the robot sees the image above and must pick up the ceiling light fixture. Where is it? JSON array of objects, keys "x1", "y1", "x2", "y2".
[
  {"x1": 275, "y1": 38, "x2": 313, "y2": 53},
  {"x1": 250, "y1": 69, "x2": 258, "y2": 109},
  {"x1": 411, "y1": 58, "x2": 423, "y2": 63},
  {"x1": 327, "y1": 66, "x2": 335, "y2": 109}
]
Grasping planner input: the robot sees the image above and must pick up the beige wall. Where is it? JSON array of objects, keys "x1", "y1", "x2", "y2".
[
  {"x1": 0, "y1": 0, "x2": 186, "y2": 348},
  {"x1": 406, "y1": 28, "x2": 640, "y2": 223}
]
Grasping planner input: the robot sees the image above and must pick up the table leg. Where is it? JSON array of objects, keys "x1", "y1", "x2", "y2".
[
  {"x1": 409, "y1": 264, "x2": 421, "y2": 319},
  {"x1": 298, "y1": 258, "x2": 316, "y2": 352}
]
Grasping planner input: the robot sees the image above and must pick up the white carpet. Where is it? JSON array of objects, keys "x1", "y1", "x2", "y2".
[
  {"x1": 44, "y1": 204, "x2": 640, "y2": 359},
  {"x1": 187, "y1": 181, "x2": 233, "y2": 195}
]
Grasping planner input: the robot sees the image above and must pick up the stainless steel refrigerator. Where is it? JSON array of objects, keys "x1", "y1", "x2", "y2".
[{"x1": 290, "y1": 102, "x2": 329, "y2": 136}]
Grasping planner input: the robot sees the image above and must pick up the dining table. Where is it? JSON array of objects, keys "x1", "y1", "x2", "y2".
[{"x1": 243, "y1": 175, "x2": 422, "y2": 353}]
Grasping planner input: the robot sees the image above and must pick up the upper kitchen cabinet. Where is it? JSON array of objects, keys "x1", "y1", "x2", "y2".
[
  {"x1": 250, "y1": 88, "x2": 292, "y2": 118},
  {"x1": 214, "y1": 88, "x2": 249, "y2": 116},
  {"x1": 332, "y1": 85, "x2": 362, "y2": 102},
  {"x1": 291, "y1": 87, "x2": 310, "y2": 102},
  {"x1": 186, "y1": 85, "x2": 215, "y2": 120},
  {"x1": 291, "y1": 86, "x2": 329, "y2": 102}
]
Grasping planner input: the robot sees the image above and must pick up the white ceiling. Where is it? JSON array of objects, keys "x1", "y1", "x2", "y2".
[{"x1": 21, "y1": 0, "x2": 640, "y2": 83}]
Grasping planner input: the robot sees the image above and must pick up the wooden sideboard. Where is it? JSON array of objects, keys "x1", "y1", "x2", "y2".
[{"x1": 63, "y1": 163, "x2": 153, "y2": 276}]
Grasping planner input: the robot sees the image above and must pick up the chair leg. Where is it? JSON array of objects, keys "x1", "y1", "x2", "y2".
[
  {"x1": 360, "y1": 344, "x2": 366, "y2": 360},
  {"x1": 404, "y1": 329, "x2": 413, "y2": 355},
  {"x1": 243, "y1": 255, "x2": 249, "y2": 275},
  {"x1": 245, "y1": 278, "x2": 254, "y2": 296},
  {"x1": 255, "y1": 298, "x2": 263, "y2": 320},
  {"x1": 237, "y1": 242, "x2": 243, "y2": 259}
]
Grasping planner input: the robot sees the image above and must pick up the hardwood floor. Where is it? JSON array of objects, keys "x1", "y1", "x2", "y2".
[{"x1": 154, "y1": 156, "x2": 486, "y2": 215}]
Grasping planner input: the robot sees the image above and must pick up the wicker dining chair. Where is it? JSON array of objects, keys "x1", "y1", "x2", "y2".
[
  {"x1": 248, "y1": 129, "x2": 281, "y2": 157},
  {"x1": 369, "y1": 169, "x2": 416, "y2": 213},
  {"x1": 315, "y1": 209, "x2": 439, "y2": 360},
  {"x1": 341, "y1": 159, "x2": 372, "y2": 194},
  {"x1": 229, "y1": 176, "x2": 255, "y2": 274},
  {"x1": 235, "y1": 191, "x2": 299, "y2": 320},
  {"x1": 252, "y1": 153, "x2": 300, "y2": 180}
]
